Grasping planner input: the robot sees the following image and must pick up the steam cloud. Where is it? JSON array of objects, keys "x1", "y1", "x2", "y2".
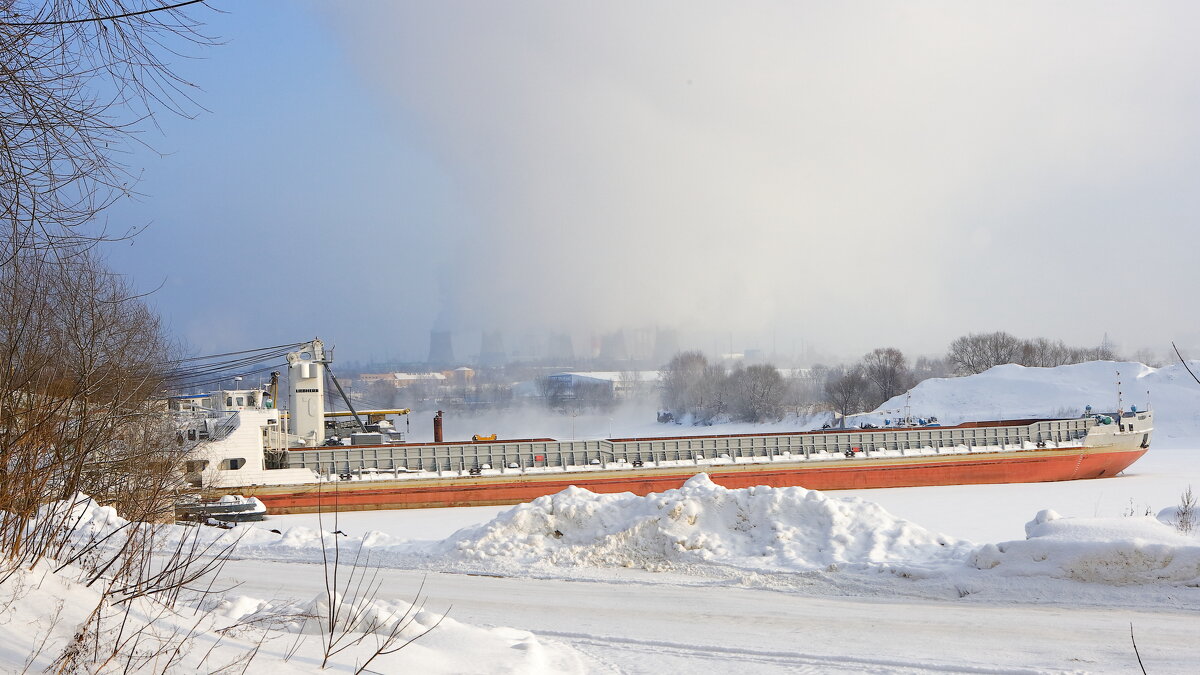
[{"x1": 325, "y1": 2, "x2": 1200, "y2": 360}]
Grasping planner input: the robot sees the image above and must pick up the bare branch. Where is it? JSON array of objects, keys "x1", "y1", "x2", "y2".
[{"x1": 1172, "y1": 341, "x2": 1200, "y2": 386}]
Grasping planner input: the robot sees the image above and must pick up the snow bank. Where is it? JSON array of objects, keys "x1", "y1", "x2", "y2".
[
  {"x1": 240, "y1": 475, "x2": 1200, "y2": 591},
  {"x1": 969, "y1": 509, "x2": 1200, "y2": 585},
  {"x1": 0, "y1": 562, "x2": 587, "y2": 674},
  {"x1": 0, "y1": 497, "x2": 591, "y2": 674},
  {"x1": 36, "y1": 493, "x2": 126, "y2": 538},
  {"x1": 874, "y1": 360, "x2": 1200, "y2": 439},
  {"x1": 435, "y1": 474, "x2": 971, "y2": 573},
  {"x1": 208, "y1": 591, "x2": 582, "y2": 674}
]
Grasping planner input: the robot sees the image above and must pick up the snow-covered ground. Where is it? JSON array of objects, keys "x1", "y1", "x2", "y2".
[{"x1": 4, "y1": 360, "x2": 1200, "y2": 673}]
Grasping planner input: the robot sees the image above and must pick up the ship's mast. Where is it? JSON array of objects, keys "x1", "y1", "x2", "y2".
[{"x1": 1115, "y1": 370, "x2": 1123, "y2": 415}]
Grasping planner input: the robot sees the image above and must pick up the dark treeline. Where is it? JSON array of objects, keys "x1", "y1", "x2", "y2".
[
  {"x1": 946, "y1": 331, "x2": 1117, "y2": 375},
  {"x1": 660, "y1": 333, "x2": 1122, "y2": 426}
]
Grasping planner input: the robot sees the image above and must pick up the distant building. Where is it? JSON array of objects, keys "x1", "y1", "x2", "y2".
[
  {"x1": 548, "y1": 332, "x2": 575, "y2": 362},
  {"x1": 546, "y1": 371, "x2": 660, "y2": 399},
  {"x1": 598, "y1": 331, "x2": 629, "y2": 361},
  {"x1": 393, "y1": 372, "x2": 447, "y2": 387},
  {"x1": 357, "y1": 373, "x2": 397, "y2": 384},
  {"x1": 360, "y1": 372, "x2": 448, "y2": 389}
]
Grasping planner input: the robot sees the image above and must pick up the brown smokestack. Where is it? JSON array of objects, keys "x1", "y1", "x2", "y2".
[{"x1": 433, "y1": 410, "x2": 444, "y2": 443}]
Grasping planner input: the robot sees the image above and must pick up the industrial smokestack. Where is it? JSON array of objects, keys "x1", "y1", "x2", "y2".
[
  {"x1": 428, "y1": 330, "x2": 455, "y2": 366},
  {"x1": 479, "y1": 330, "x2": 507, "y2": 367},
  {"x1": 433, "y1": 410, "x2": 444, "y2": 443}
]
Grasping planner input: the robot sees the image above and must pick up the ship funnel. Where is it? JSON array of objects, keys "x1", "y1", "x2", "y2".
[{"x1": 434, "y1": 410, "x2": 444, "y2": 443}]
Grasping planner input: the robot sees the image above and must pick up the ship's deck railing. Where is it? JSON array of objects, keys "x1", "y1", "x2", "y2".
[
  {"x1": 175, "y1": 409, "x2": 240, "y2": 442},
  {"x1": 279, "y1": 417, "x2": 1096, "y2": 475}
]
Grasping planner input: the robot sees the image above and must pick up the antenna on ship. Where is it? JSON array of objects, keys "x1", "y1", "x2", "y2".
[{"x1": 1116, "y1": 370, "x2": 1123, "y2": 415}]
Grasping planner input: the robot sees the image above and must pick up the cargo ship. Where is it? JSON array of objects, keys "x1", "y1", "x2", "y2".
[{"x1": 172, "y1": 340, "x2": 1153, "y2": 514}]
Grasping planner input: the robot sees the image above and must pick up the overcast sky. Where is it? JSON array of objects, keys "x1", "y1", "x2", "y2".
[{"x1": 107, "y1": 1, "x2": 1200, "y2": 365}]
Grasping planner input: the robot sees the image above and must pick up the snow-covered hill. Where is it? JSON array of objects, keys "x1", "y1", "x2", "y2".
[{"x1": 875, "y1": 360, "x2": 1200, "y2": 440}]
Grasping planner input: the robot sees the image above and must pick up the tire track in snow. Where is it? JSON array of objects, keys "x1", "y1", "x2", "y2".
[{"x1": 537, "y1": 630, "x2": 1078, "y2": 674}]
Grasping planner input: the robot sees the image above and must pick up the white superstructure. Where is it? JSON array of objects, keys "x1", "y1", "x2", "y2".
[{"x1": 175, "y1": 387, "x2": 317, "y2": 489}]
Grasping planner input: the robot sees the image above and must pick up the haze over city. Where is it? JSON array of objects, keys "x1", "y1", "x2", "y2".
[{"x1": 105, "y1": 2, "x2": 1200, "y2": 364}]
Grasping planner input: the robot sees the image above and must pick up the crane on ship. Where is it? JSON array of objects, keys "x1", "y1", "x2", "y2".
[{"x1": 165, "y1": 337, "x2": 414, "y2": 447}]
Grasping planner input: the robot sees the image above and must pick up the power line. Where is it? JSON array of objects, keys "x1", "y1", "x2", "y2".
[
  {"x1": 162, "y1": 341, "x2": 308, "y2": 390},
  {"x1": 165, "y1": 342, "x2": 306, "y2": 365},
  {"x1": 163, "y1": 348, "x2": 294, "y2": 380},
  {"x1": 167, "y1": 362, "x2": 284, "y2": 392}
]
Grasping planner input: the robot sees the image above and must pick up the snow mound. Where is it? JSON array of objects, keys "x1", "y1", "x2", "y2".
[
  {"x1": 437, "y1": 474, "x2": 970, "y2": 572},
  {"x1": 296, "y1": 591, "x2": 446, "y2": 638},
  {"x1": 970, "y1": 510, "x2": 1200, "y2": 585},
  {"x1": 37, "y1": 493, "x2": 128, "y2": 538},
  {"x1": 874, "y1": 360, "x2": 1200, "y2": 439}
]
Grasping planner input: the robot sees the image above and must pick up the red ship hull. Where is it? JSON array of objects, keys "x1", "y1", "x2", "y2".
[{"x1": 243, "y1": 445, "x2": 1148, "y2": 514}]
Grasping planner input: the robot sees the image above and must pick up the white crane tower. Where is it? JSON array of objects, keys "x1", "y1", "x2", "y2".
[{"x1": 287, "y1": 338, "x2": 326, "y2": 445}]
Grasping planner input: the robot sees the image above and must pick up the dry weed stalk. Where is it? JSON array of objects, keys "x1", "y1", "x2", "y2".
[
  {"x1": 315, "y1": 483, "x2": 447, "y2": 672},
  {"x1": 1176, "y1": 485, "x2": 1195, "y2": 535}
]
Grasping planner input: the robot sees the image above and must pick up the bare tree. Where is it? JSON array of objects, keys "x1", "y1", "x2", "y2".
[
  {"x1": 2, "y1": 0, "x2": 215, "y2": 261},
  {"x1": 949, "y1": 331, "x2": 1126, "y2": 375},
  {"x1": 912, "y1": 356, "x2": 950, "y2": 382},
  {"x1": 729, "y1": 364, "x2": 785, "y2": 422},
  {"x1": 573, "y1": 379, "x2": 616, "y2": 412},
  {"x1": 1080, "y1": 340, "x2": 1119, "y2": 362},
  {"x1": 824, "y1": 366, "x2": 870, "y2": 420},
  {"x1": 535, "y1": 374, "x2": 571, "y2": 410},
  {"x1": 618, "y1": 368, "x2": 646, "y2": 400},
  {"x1": 661, "y1": 351, "x2": 708, "y2": 417},
  {"x1": 695, "y1": 363, "x2": 731, "y2": 424},
  {"x1": 1131, "y1": 348, "x2": 1163, "y2": 368},
  {"x1": 946, "y1": 331, "x2": 1023, "y2": 375},
  {"x1": 0, "y1": 250, "x2": 181, "y2": 563},
  {"x1": 861, "y1": 347, "x2": 911, "y2": 407},
  {"x1": 0, "y1": 0, "x2": 216, "y2": 539},
  {"x1": 660, "y1": 351, "x2": 738, "y2": 424},
  {"x1": 1019, "y1": 337, "x2": 1070, "y2": 368},
  {"x1": 781, "y1": 367, "x2": 825, "y2": 416}
]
